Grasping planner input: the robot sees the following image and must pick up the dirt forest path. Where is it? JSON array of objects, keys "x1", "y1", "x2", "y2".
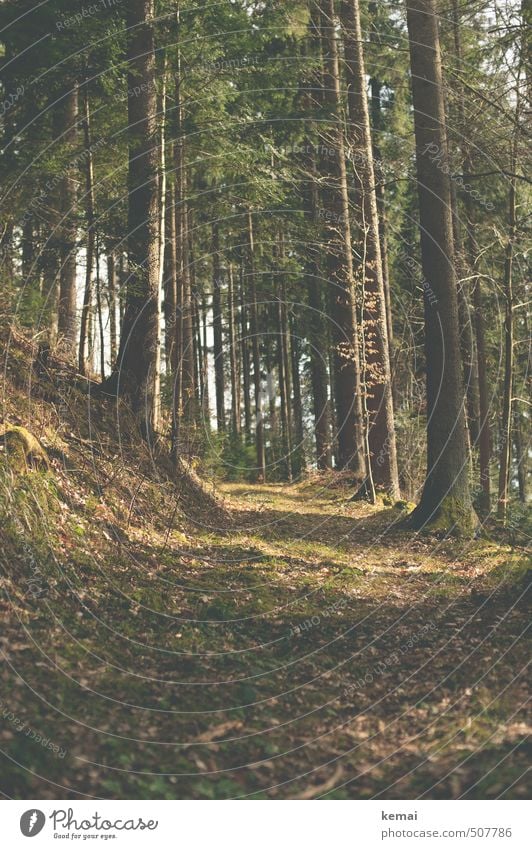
[
  {"x1": 1, "y1": 478, "x2": 530, "y2": 799},
  {"x1": 178, "y1": 479, "x2": 531, "y2": 799}
]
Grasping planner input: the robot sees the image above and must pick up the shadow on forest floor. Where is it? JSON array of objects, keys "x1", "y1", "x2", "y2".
[{"x1": 1, "y1": 477, "x2": 529, "y2": 800}]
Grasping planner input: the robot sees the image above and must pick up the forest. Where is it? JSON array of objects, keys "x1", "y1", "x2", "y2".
[{"x1": 0, "y1": 0, "x2": 530, "y2": 801}]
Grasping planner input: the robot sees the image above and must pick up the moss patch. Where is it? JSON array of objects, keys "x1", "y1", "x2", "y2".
[{"x1": 1, "y1": 425, "x2": 49, "y2": 473}]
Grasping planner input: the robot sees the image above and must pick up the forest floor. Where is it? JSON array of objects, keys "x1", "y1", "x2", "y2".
[
  {"x1": 0, "y1": 331, "x2": 530, "y2": 799},
  {"x1": 1, "y1": 458, "x2": 530, "y2": 799}
]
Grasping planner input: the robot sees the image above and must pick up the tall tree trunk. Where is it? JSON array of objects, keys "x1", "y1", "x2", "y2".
[
  {"x1": 454, "y1": 203, "x2": 479, "y2": 448},
  {"x1": 450, "y1": 0, "x2": 487, "y2": 497},
  {"x1": 301, "y1": 31, "x2": 333, "y2": 471},
  {"x1": 240, "y1": 260, "x2": 253, "y2": 443},
  {"x1": 191, "y1": 282, "x2": 201, "y2": 410},
  {"x1": 342, "y1": 0, "x2": 400, "y2": 498},
  {"x1": 497, "y1": 176, "x2": 516, "y2": 522},
  {"x1": 290, "y1": 315, "x2": 305, "y2": 475},
  {"x1": 153, "y1": 64, "x2": 167, "y2": 432},
  {"x1": 107, "y1": 251, "x2": 118, "y2": 364},
  {"x1": 95, "y1": 236, "x2": 105, "y2": 380},
  {"x1": 447, "y1": 1, "x2": 480, "y2": 448},
  {"x1": 277, "y1": 275, "x2": 293, "y2": 481},
  {"x1": 318, "y1": 0, "x2": 365, "y2": 477},
  {"x1": 163, "y1": 181, "x2": 177, "y2": 371},
  {"x1": 187, "y1": 215, "x2": 201, "y2": 412},
  {"x1": 212, "y1": 222, "x2": 226, "y2": 432},
  {"x1": 41, "y1": 222, "x2": 60, "y2": 346},
  {"x1": 307, "y1": 223, "x2": 333, "y2": 470},
  {"x1": 266, "y1": 320, "x2": 278, "y2": 456},
  {"x1": 79, "y1": 85, "x2": 96, "y2": 375},
  {"x1": 87, "y1": 297, "x2": 94, "y2": 371},
  {"x1": 21, "y1": 219, "x2": 35, "y2": 285},
  {"x1": 179, "y1": 197, "x2": 196, "y2": 436},
  {"x1": 201, "y1": 295, "x2": 211, "y2": 420},
  {"x1": 0, "y1": 45, "x2": 15, "y2": 304},
  {"x1": 228, "y1": 263, "x2": 241, "y2": 437},
  {"x1": 496, "y1": 36, "x2": 523, "y2": 521},
  {"x1": 328, "y1": 344, "x2": 338, "y2": 463},
  {"x1": 405, "y1": 0, "x2": 473, "y2": 533},
  {"x1": 470, "y1": 229, "x2": 491, "y2": 512},
  {"x1": 513, "y1": 406, "x2": 528, "y2": 504},
  {"x1": 247, "y1": 210, "x2": 266, "y2": 480},
  {"x1": 57, "y1": 82, "x2": 78, "y2": 356},
  {"x1": 39, "y1": 91, "x2": 62, "y2": 344},
  {"x1": 369, "y1": 77, "x2": 394, "y2": 372},
  {"x1": 20, "y1": 219, "x2": 39, "y2": 324},
  {"x1": 172, "y1": 15, "x2": 195, "y2": 451},
  {"x1": 112, "y1": 0, "x2": 160, "y2": 440},
  {"x1": 0, "y1": 222, "x2": 14, "y2": 296},
  {"x1": 118, "y1": 252, "x2": 126, "y2": 323}
]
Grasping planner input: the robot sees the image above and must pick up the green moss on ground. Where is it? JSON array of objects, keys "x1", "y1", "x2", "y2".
[{"x1": 1, "y1": 425, "x2": 49, "y2": 472}]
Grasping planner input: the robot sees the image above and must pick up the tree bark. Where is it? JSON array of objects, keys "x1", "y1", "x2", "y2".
[
  {"x1": 342, "y1": 0, "x2": 400, "y2": 497},
  {"x1": 290, "y1": 314, "x2": 305, "y2": 475},
  {"x1": 449, "y1": 0, "x2": 491, "y2": 509},
  {"x1": 179, "y1": 196, "x2": 196, "y2": 436},
  {"x1": 369, "y1": 77, "x2": 394, "y2": 373},
  {"x1": 228, "y1": 263, "x2": 241, "y2": 437},
  {"x1": 107, "y1": 251, "x2": 118, "y2": 365},
  {"x1": 212, "y1": 222, "x2": 226, "y2": 432},
  {"x1": 301, "y1": 26, "x2": 333, "y2": 471},
  {"x1": 163, "y1": 179, "x2": 177, "y2": 373},
  {"x1": 240, "y1": 259, "x2": 253, "y2": 443},
  {"x1": 513, "y1": 406, "x2": 528, "y2": 504},
  {"x1": 497, "y1": 177, "x2": 516, "y2": 522},
  {"x1": 153, "y1": 63, "x2": 167, "y2": 432},
  {"x1": 56, "y1": 82, "x2": 78, "y2": 357},
  {"x1": 191, "y1": 274, "x2": 202, "y2": 411},
  {"x1": 470, "y1": 230, "x2": 491, "y2": 512},
  {"x1": 454, "y1": 201, "x2": 479, "y2": 448},
  {"x1": 201, "y1": 294, "x2": 210, "y2": 419},
  {"x1": 41, "y1": 223, "x2": 60, "y2": 346},
  {"x1": 247, "y1": 210, "x2": 266, "y2": 480},
  {"x1": 112, "y1": 0, "x2": 160, "y2": 440},
  {"x1": 277, "y1": 274, "x2": 293, "y2": 481},
  {"x1": 447, "y1": 0, "x2": 480, "y2": 448},
  {"x1": 405, "y1": 0, "x2": 473, "y2": 533},
  {"x1": 188, "y1": 218, "x2": 201, "y2": 411},
  {"x1": 307, "y1": 229, "x2": 333, "y2": 470},
  {"x1": 79, "y1": 85, "x2": 96, "y2": 375},
  {"x1": 21, "y1": 220, "x2": 35, "y2": 287},
  {"x1": 172, "y1": 14, "x2": 195, "y2": 452},
  {"x1": 95, "y1": 236, "x2": 106, "y2": 379},
  {"x1": 318, "y1": 0, "x2": 365, "y2": 477}
]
